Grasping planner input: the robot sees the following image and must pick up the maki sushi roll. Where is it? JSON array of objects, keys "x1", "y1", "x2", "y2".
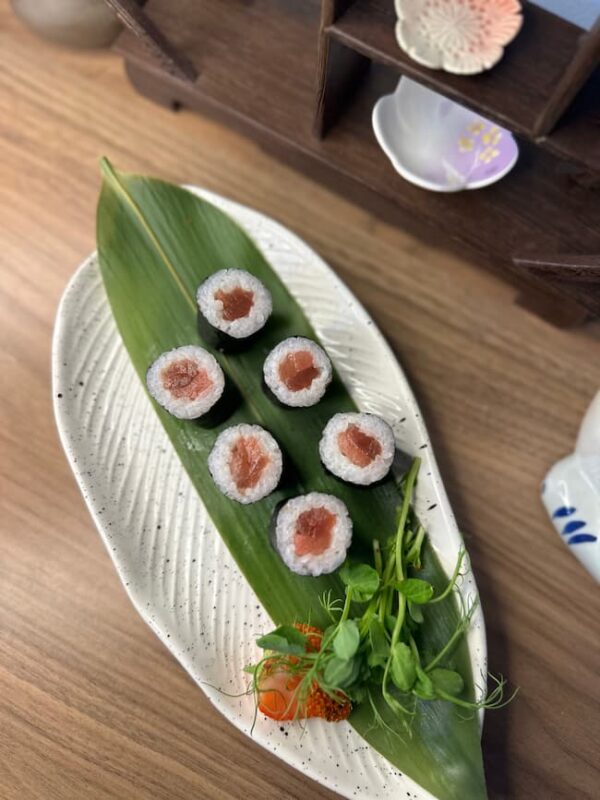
[
  {"x1": 319, "y1": 412, "x2": 395, "y2": 485},
  {"x1": 146, "y1": 345, "x2": 225, "y2": 420},
  {"x1": 274, "y1": 493, "x2": 352, "y2": 576},
  {"x1": 263, "y1": 337, "x2": 332, "y2": 407},
  {"x1": 196, "y1": 269, "x2": 272, "y2": 350},
  {"x1": 208, "y1": 423, "x2": 283, "y2": 504}
]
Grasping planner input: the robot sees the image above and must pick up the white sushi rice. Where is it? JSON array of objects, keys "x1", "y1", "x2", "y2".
[
  {"x1": 208, "y1": 423, "x2": 283, "y2": 504},
  {"x1": 319, "y1": 412, "x2": 395, "y2": 485},
  {"x1": 146, "y1": 345, "x2": 225, "y2": 420},
  {"x1": 263, "y1": 337, "x2": 332, "y2": 407},
  {"x1": 196, "y1": 269, "x2": 272, "y2": 339},
  {"x1": 275, "y1": 493, "x2": 352, "y2": 577}
]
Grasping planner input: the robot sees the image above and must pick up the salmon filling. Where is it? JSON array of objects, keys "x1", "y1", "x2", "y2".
[
  {"x1": 161, "y1": 359, "x2": 213, "y2": 400},
  {"x1": 229, "y1": 436, "x2": 270, "y2": 491},
  {"x1": 294, "y1": 507, "x2": 336, "y2": 556},
  {"x1": 215, "y1": 286, "x2": 254, "y2": 321},
  {"x1": 278, "y1": 351, "x2": 321, "y2": 392},
  {"x1": 338, "y1": 424, "x2": 382, "y2": 467}
]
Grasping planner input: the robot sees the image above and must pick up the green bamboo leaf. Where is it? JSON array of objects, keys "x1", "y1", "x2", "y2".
[{"x1": 96, "y1": 160, "x2": 487, "y2": 800}]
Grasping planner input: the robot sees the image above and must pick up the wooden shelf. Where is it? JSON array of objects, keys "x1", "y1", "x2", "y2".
[
  {"x1": 327, "y1": 0, "x2": 600, "y2": 172},
  {"x1": 317, "y1": 66, "x2": 600, "y2": 261},
  {"x1": 116, "y1": 0, "x2": 320, "y2": 143},
  {"x1": 115, "y1": 0, "x2": 600, "y2": 320}
]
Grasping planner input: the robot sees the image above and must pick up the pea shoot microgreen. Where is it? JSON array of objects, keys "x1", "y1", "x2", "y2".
[{"x1": 245, "y1": 457, "x2": 515, "y2": 726}]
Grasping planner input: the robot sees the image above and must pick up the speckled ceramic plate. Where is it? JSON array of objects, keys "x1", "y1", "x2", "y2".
[{"x1": 53, "y1": 188, "x2": 486, "y2": 800}]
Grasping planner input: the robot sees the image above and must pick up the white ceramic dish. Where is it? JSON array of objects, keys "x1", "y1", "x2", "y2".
[
  {"x1": 373, "y1": 77, "x2": 519, "y2": 193},
  {"x1": 394, "y1": 0, "x2": 523, "y2": 76},
  {"x1": 53, "y1": 187, "x2": 486, "y2": 800}
]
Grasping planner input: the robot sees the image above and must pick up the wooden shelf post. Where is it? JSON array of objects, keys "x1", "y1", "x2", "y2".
[
  {"x1": 533, "y1": 16, "x2": 600, "y2": 138},
  {"x1": 314, "y1": 0, "x2": 370, "y2": 136},
  {"x1": 104, "y1": 0, "x2": 197, "y2": 83}
]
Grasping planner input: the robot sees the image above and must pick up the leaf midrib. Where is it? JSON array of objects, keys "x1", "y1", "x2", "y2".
[{"x1": 99, "y1": 158, "x2": 305, "y2": 468}]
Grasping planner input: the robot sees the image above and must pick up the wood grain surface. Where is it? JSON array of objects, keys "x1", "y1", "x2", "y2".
[{"x1": 0, "y1": 7, "x2": 599, "y2": 800}]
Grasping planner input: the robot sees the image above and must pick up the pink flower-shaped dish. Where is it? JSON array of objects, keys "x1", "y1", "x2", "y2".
[{"x1": 395, "y1": 0, "x2": 523, "y2": 75}]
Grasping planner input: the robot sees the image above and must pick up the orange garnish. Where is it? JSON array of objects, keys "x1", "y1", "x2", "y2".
[{"x1": 257, "y1": 624, "x2": 351, "y2": 722}]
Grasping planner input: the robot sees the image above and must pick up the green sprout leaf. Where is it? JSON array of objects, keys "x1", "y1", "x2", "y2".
[
  {"x1": 367, "y1": 618, "x2": 390, "y2": 668},
  {"x1": 340, "y1": 562, "x2": 380, "y2": 601},
  {"x1": 348, "y1": 684, "x2": 368, "y2": 704},
  {"x1": 408, "y1": 601, "x2": 424, "y2": 624},
  {"x1": 334, "y1": 620, "x2": 360, "y2": 661},
  {"x1": 323, "y1": 655, "x2": 361, "y2": 689},
  {"x1": 414, "y1": 668, "x2": 436, "y2": 700},
  {"x1": 369, "y1": 618, "x2": 390, "y2": 657},
  {"x1": 385, "y1": 614, "x2": 398, "y2": 635},
  {"x1": 396, "y1": 578, "x2": 434, "y2": 605},
  {"x1": 256, "y1": 625, "x2": 307, "y2": 655},
  {"x1": 430, "y1": 668, "x2": 465, "y2": 697},
  {"x1": 390, "y1": 642, "x2": 417, "y2": 692}
]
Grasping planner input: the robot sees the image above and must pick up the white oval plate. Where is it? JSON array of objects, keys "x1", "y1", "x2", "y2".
[{"x1": 53, "y1": 188, "x2": 486, "y2": 800}]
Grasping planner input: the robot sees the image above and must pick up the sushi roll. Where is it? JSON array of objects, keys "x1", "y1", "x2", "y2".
[
  {"x1": 263, "y1": 337, "x2": 332, "y2": 408},
  {"x1": 146, "y1": 345, "x2": 225, "y2": 420},
  {"x1": 208, "y1": 423, "x2": 283, "y2": 504},
  {"x1": 319, "y1": 412, "x2": 395, "y2": 485},
  {"x1": 274, "y1": 493, "x2": 352, "y2": 577},
  {"x1": 196, "y1": 269, "x2": 272, "y2": 350}
]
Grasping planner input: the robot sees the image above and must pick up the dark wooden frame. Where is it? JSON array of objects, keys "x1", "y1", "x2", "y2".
[{"x1": 532, "y1": 16, "x2": 600, "y2": 137}]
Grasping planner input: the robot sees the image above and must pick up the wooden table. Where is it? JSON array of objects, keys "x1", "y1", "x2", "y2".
[{"x1": 1, "y1": 8, "x2": 598, "y2": 799}]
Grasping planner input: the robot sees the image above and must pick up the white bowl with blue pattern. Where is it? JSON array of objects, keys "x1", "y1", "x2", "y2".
[{"x1": 542, "y1": 392, "x2": 600, "y2": 581}]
